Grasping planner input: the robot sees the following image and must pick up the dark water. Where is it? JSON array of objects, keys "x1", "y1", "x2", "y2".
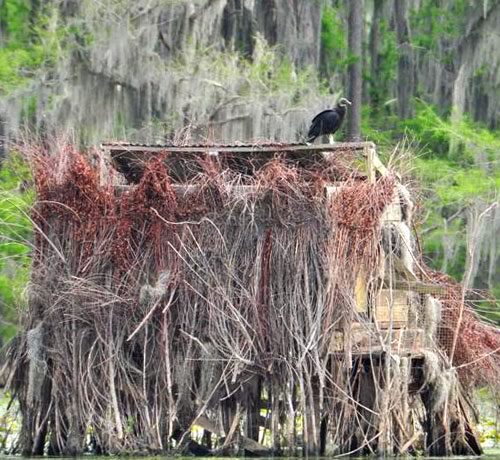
[{"x1": 2, "y1": 455, "x2": 500, "y2": 459}]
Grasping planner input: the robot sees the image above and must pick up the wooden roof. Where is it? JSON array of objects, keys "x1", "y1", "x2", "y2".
[{"x1": 101, "y1": 141, "x2": 376, "y2": 184}]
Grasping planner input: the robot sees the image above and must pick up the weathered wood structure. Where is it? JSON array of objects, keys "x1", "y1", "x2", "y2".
[
  {"x1": 2, "y1": 141, "x2": 488, "y2": 456},
  {"x1": 107, "y1": 142, "x2": 440, "y2": 357}
]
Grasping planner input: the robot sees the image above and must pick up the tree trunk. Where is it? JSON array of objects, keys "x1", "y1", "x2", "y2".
[
  {"x1": 29, "y1": 0, "x2": 40, "y2": 40},
  {"x1": 0, "y1": 115, "x2": 4, "y2": 162},
  {"x1": 394, "y1": 0, "x2": 414, "y2": 119},
  {"x1": 0, "y1": 0, "x2": 5, "y2": 44},
  {"x1": 347, "y1": 0, "x2": 363, "y2": 140},
  {"x1": 362, "y1": 5, "x2": 369, "y2": 105},
  {"x1": 369, "y1": 0, "x2": 385, "y2": 109}
]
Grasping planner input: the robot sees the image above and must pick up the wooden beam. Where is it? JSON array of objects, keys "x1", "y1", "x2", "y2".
[
  {"x1": 101, "y1": 141, "x2": 376, "y2": 155},
  {"x1": 384, "y1": 279, "x2": 448, "y2": 295},
  {"x1": 103, "y1": 141, "x2": 383, "y2": 185},
  {"x1": 372, "y1": 152, "x2": 389, "y2": 176}
]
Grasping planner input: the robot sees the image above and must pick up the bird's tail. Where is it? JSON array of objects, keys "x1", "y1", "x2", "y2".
[{"x1": 297, "y1": 122, "x2": 316, "y2": 144}]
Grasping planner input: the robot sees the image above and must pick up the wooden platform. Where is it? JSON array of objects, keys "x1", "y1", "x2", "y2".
[
  {"x1": 101, "y1": 141, "x2": 376, "y2": 154},
  {"x1": 101, "y1": 141, "x2": 380, "y2": 184}
]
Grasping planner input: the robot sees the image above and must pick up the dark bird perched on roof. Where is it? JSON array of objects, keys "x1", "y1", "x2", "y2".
[{"x1": 306, "y1": 97, "x2": 352, "y2": 144}]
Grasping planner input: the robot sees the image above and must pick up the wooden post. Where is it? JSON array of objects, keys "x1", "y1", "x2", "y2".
[
  {"x1": 366, "y1": 146, "x2": 376, "y2": 184},
  {"x1": 286, "y1": 380, "x2": 297, "y2": 456},
  {"x1": 244, "y1": 376, "x2": 261, "y2": 442},
  {"x1": 271, "y1": 380, "x2": 281, "y2": 454}
]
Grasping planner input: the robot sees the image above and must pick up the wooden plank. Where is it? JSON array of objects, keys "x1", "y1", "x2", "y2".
[
  {"x1": 372, "y1": 153, "x2": 389, "y2": 176},
  {"x1": 386, "y1": 279, "x2": 448, "y2": 295},
  {"x1": 104, "y1": 141, "x2": 379, "y2": 184},
  {"x1": 329, "y1": 324, "x2": 424, "y2": 355},
  {"x1": 355, "y1": 270, "x2": 368, "y2": 313},
  {"x1": 381, "y1": 196, "x2": 402, "y2": 221},
  {"x1": 102, "y1": 141, "x2": 376, "y2": 155},
  {"x1": 374, "y1": 289, "x2": 409, "y2": 324}
]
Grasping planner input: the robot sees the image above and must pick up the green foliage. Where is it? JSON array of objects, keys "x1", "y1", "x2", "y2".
[
  {"x1": 364, "y1": 101, "x2": 499, "y2": 297},
  {"x1": 404, "y1": 102, "x2": 500, "y2": 164},
  {"x1": 408, "y1": 105, "x2": 499, "y2": 321},
  {"x1": 0, "y1": 390, "x2": 20, "y2": 450},
  {"x1": 320, "y1": 5, "x2": 348, "y2": 76},
  {"x1": 367, "y1": 100, "x2": 500, "y2": 173},
  {"x1": 367, "y1": 19, "x2": 398, "y2": 110},
  {"x1": 0, "y1": 155, "x2": 33, "y2": 343},
  {"x1": 414, "y1": 157, "x2": 497, "y2": 210},
  {"x1": 0, "y1": 0, "x2": 35, "y2": 92},
  {"x1": 0, "y1": 48, "x2": 36, "y2": 93},
  {"x1": 476, "y1": 388, "x2": 500, "y2": 447},
  {"x1": 0, "y1": 1, "x2": 68, "y2": 94},
  {"x1": 0, "y1": 0, "x2": 31, "y2": 45},
  {"x1": 410, "y1": 0, "x2": 468, "y2": 52}
]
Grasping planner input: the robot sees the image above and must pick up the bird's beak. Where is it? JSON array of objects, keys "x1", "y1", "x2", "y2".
[{"x1": 345, "y1": 99, "x2": 352, "y2": 106}]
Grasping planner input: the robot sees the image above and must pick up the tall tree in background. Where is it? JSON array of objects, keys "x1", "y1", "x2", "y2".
[
  {"x1": 394, "y1": 0, "x2": 414, "y2": 119},
  {"x1": 0, "y1": 119, "x2": 4, "y2": 160},
  {"x1": 369, "y1": 0, "x2": 385, "y2": 109},
  {"x1": 347, "y1": 0, "x2": 363, "y2": 140}
]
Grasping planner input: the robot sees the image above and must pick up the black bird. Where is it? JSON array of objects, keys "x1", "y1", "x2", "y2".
[{"x1": 307, "y1": 97, "x2": 352, "y2": 144}]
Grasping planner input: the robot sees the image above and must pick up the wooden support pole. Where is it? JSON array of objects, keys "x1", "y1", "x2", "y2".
[
  {"x1": 271, "y1": 380, "x2": 281, "y2": 454},
  {"x1": 366, "y1": 146, "x2": 376, "y2": 184},
  {"x1": 286, "y1": 381, "x2": 297, "y2": 456},
  {"x1": 244, "y1": 376, "x2": 261, "y2": 442}
]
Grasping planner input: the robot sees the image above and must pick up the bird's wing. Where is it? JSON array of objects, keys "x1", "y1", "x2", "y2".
[
  {"x1": 310, "y1": 109, "x2": 335, "y2": 124},
  {"x1": 307, "y1": 117, "x2": 321, "y2": 140}
]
